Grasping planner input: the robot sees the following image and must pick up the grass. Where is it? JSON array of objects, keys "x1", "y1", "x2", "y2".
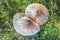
[{"x1": 0, "y1": 0, "x2": 60, "y2": 40}]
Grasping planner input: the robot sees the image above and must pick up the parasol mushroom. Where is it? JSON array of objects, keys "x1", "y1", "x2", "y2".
[
  {"x1": 13, "y1": 13, "x2": 40, "y2": 36},
  {"x1": 25, "y1": 4, "x2": 49, "y2": 25},
  {"x1": 13, "y1": 3, "x2": 49, "y2": 36}
]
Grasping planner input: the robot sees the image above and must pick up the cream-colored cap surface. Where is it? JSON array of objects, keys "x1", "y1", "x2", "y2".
[
  {"x1": 13, "y1": 13, "x2": 39, "y2": 36},
  {"x1": 25, "y1": 4, "x2": 49, "y2": 25}
]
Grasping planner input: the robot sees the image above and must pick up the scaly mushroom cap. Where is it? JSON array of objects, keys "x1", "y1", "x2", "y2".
[
  {"x1": 13, "y1": 13, "x2": 39, "y2": 36},
  {"x1": 25, "y1": 4, "x2": 49, "y2": 25}
]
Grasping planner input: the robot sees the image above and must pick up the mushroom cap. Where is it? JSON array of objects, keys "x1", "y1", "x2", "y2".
[
  {"x1": 13, "y1": 12, "x2": 25, "y2": 19},
  {"x1": 25, "y1": 4, "x2": 49, "y2": 25},
  {"x1": 13, "y1": 13, "x2": 39, "y2": 36}
]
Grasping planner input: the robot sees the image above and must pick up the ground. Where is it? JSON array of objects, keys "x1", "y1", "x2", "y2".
[{"x1": 0, "y1": 0, "x2": 60, "y2": 40}]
